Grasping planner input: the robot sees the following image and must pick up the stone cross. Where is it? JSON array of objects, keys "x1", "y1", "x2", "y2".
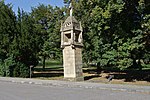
[{"x1": 69, "y1": 2, "x2": 73, "y2": 16}]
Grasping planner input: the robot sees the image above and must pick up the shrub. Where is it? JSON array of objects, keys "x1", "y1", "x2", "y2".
[
  {"x1": 0, "y1": 56, "x2": 30, "y2": 78},
  {"x1": 0, "y1": 60, "x2": 4, "y2": 76},
  {"x1": 19, "y1": 63, "x2": 29, "y2": 78},
  {"x1": 2, "y1": 56, "x2": 16, "y2": 77}
]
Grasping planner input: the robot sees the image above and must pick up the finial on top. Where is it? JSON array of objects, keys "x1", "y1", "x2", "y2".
[{"x1": 69, "y1": 1, "x2": 73, "y2": 16}]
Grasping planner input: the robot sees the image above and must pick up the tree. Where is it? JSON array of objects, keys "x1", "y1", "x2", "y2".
[
  {"x1": 31, "y1": 4, "x2": 64, "y2": 69},
  {"x1": 138, "y1": 0, "x2": 150, "y2": 67},
  {"x1": 0, "y1": 1, "x2": 16, "y2": 61},
  {"x1": 0, "y1": 2, "x2": 40, "y2": 77},
  {"x1": 64, "y1": 0, "x2": 150, "y2": 70},
  {"x1": 31, "y1": 4, "x2": 52, "y2": 69},
  {"x1": 46, "y1": 6, "x2": 64, "y2": 61},
  {"x1": 0, "y1": 1, "x2": 17, "y2": 76}
]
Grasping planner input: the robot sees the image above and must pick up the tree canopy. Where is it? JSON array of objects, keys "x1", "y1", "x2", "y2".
[
  {"x1": 67, "y1": 0, "x2": 150, "y2": 70},
  {"x1": 0, "y1": 0, "x2": 149, "y2": 77}
]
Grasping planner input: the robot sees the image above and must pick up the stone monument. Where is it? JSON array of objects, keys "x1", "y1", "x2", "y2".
[{"x1": 60, "y1": 2, "x2": 84, "y2": 81}]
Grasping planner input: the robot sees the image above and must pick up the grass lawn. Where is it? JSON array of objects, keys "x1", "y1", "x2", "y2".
[
  {"x1": 36, "y1": 59, "x2": 63, "y2": 68},
  {"x1": 33, "y1": 59, "x2": 150, "y2": 86},
  {"x1": 33, "y1": 59, "x2": 63, "y2": 79}
]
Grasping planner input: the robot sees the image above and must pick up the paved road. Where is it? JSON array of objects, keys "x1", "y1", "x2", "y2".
[{"x1": 0, "y1": 81, "x2": 149, "y2": 100}]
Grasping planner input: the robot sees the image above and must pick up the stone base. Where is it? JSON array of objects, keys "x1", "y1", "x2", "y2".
[
  {"x1": 63, "y1": 77, "x2": 84, "y2": 82},
  {"x1": 63, "y1": 46, "x2": 83, "y2": 81}
]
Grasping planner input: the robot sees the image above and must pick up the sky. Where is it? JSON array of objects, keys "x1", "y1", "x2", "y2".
[{"x1": 4, "y1": 0, "x2": 64, "y2": 13}]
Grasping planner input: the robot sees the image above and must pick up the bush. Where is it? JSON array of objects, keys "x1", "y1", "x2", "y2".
[
  {"x1": 13, "y1": 62, "x2": 20, "y2": 77},
  {"x1": 12, "y1": 62, "x2": 30, "y2": 78},
  {"x1": 19, "y1": 63, "x2": 29, "y2": 78},
  {"x1": 0, "y1": 56, "x2": 16, "y2": 77},
  {"x1": 0, "y1": 55, "x2": 30, "y2": 78},
  {"x1": 0, "y1": 60, "x2": 4, "y2": 76}
]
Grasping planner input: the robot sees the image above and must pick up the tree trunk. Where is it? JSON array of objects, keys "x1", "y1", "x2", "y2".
[
  {"x1": 96, "y1": 62, "x2": 101, "y2": 74},
  {"x1": 138, "y1": 59, "x2": 142, "y2": 71},
  {"x1": 43, "y1": 56, "x2": 46, "y2": 69}
]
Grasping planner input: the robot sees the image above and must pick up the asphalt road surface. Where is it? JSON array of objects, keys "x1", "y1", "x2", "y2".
[{"x1": 0, "y1": 81, "x2": 149, "y2": 100}]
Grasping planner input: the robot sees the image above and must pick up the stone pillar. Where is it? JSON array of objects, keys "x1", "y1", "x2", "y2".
[
  {"x1": 60, "y1": 2, "x2": 84, "y2": 81},
  {"x1": 63, "y1": 46, "x2": 83, "y2": 81}
]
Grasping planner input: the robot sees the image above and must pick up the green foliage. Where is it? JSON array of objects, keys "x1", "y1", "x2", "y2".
[
  {"x1": 0, "y1": 55, "x2": 29, "y2": 78},
  {"x1": 69, "y1": 0, "x2": 150, "y2": 70},
  {"x1": 3, "y1": 55, "x2": 15, "y2": 77},
  {"x1": 0, "y1": 60, "x2": 4, "y2": 76},
  {"x1": 19, "y1": 62, "x2": 29, "y2": 78},
  {"x1": 0, "y1": 2, "x2": 37, "y2": 77},
  {"x1": 0, "y1": 1, "x2": 65, "y2": 77},
  {"x1": 0, "y1": 1, "x2": 16, "y2": 60},
  {"x1": 0, "y1": 0, "x2": 150, "y2": 78},
  {"x1": 14, "y1": 62, "x2": 29, "y2": 78},
  {"x1": 0, "y1": 1, "x2": 17, "y2": 77},
  {"x1": 0, "y1": 55, "x2": 15, "y2": 77},
  {"x1": 46, "y1": 7, "x2": 64, "y2": 60},
  {"x1": 31, "y1": 4, "x2": 64, "y2": 68},
  {"x1": 13, "y1": 62, "x2": 20, "y2": 77}
]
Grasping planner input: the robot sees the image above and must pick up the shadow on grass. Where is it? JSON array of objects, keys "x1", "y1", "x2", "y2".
[
  {"x1": 33, "y1": 67, "x2": 63, "y2": 78},
  {"x1": 34, "y1": 67, "x2": 63, "y2": 72},
  {"x1": 32, "y1": 72, "x2": 63, "y2": 78},
  {"x1": 33, "y1": 65, "x2": 150, "y2": 82},
  {"x1": 84, "y1": 75, "x2": 100, "y2": 80},
  {"x1": 83, "y1": 66, "x2": 150, "y2": 82},
  {"x1": 83, "y1": 68, "x2": 97, "y2": 73},
  {"x1": 113, "y1": 70, "x2": 150, "y2": 82},
  {"x1": 103, "y1": 69, "x2": 150, "y2": 82}
]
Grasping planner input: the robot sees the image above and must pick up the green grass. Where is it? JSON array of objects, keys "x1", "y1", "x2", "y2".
[
  {"x1": 34, "y1": 59, "x2": 63, "y2": 73},
  {"x1": 36, "y1": 59, "x2": 63, "y2": 69},
  {"x1": 33, "y1": 59, "x2": 63, "y2": 78}
]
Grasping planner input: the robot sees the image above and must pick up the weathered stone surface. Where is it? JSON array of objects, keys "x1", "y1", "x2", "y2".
[
  {"x1": 60, "y1": 5, "x2": 84, "y2": 81},
  {"x1": 63, "y1": 46, "x2": 83, "y2": 81}
]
